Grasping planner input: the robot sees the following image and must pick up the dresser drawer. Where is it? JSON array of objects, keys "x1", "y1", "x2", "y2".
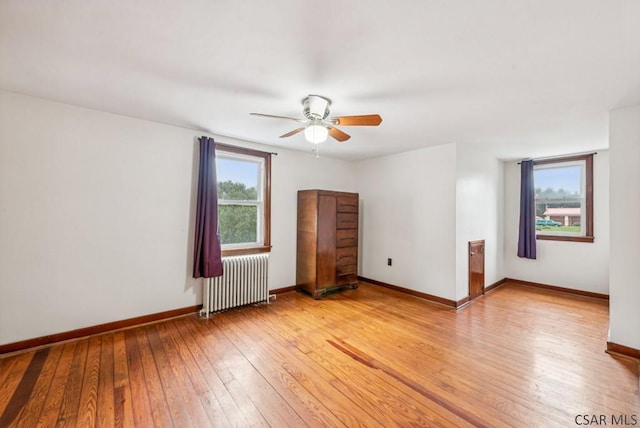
[
  {"x1": 336, "y1": 213, "x2": 358, "y2": 229},
  {"x1": 336, "y1": 247, "x2": 357, "y2": 266},
  {"x1": 336, "y1": 229, "x2": 358, "y2": 247},
  {"x1": 336, "y1": 263, "x2": 357, "y2": 276},
  {"x1": 337, "y1": 196, "x2": 358, "y2": 213},
  {"x1": 336, "y1": 263, "x2": 357, "y2": 285}
]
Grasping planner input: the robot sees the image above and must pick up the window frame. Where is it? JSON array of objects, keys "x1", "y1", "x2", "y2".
[
  {"x1": 534, "y1": 153, "x2": 594, "y2": 243},
  {"x1": 216, "y1": 143, "x2": 271, "y2": 256}
]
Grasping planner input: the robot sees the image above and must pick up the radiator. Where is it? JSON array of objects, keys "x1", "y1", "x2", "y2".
[{"x1": 200, "y1": 253, "x2": 272, "y2": 316}]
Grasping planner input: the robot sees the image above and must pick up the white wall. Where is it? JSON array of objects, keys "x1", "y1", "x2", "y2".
[
  {"x1": 355, "y1": 144, "x2": 458, "y2": 301},
  {"x1": 609, "y1": 104, "x2": 640, "y2": 350},
  {"x1": 502, "y1": 151, "x2": 610, "y2": 294},
  {"x1": 0, "y1": 91, "x2": 354, "y2": 345},
  {"x1": 455, "y1": 144, "x2": 504, "y2": 300},
  {"x1": 268, "y1": 145, "x2": 356, "y2": 290}
]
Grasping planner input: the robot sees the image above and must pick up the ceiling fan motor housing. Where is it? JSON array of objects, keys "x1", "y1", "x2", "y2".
[{"x1": 304, "y1": 95, "x2": 331, "y2": 120}]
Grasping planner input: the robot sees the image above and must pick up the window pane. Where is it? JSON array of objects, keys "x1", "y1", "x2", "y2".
[
  {"x1": 534, "y1": 165, "x2": 581, "y2": 199},
  {"x1": 531, "y1": 154, "x2": 593, "y2": 242},
  {"x1": 216, "y1": 158, "x2": 259, "y2": 201},
  {"x1": 534, "y1": 163, "x2": 584, "y2": 235},
  {"x1": 215, "y1": 144, "x2": 271, "y2": 254},
  {"x1": 219, "y1": 205, "x2": 258, "y2": 245}
]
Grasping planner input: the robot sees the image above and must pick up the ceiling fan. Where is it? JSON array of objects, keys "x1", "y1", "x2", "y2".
[{"x1": 250, "y1": 95, "x2": 382, "y2": 144}]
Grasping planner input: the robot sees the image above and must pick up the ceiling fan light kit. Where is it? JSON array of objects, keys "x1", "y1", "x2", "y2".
[
  {"x1": 250, "y1": 94, "x2": 383, "y2": 146},
  {"x1": 304, "y1": 122, "x2": 328, "y2": 144}
]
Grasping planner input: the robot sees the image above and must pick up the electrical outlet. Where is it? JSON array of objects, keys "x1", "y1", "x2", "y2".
[{"x1": 387, "y1": 258, "x2": 392, "y2": 266}]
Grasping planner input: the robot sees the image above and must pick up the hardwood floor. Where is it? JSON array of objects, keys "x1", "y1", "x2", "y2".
[{"x1": 0, "y1": 281, "x2": 638, "y2": 427}]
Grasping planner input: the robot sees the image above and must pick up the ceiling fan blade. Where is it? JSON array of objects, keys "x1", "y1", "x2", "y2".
[
  {"x1": 332, "y1": 114, "x2": 383, "y2": 126},
  {"x1": 279, "y1": 127, "x2": 306, "y2": 138},
  {"x1": 328, "y1": 126, "x2": 351, "y2": 142},
  {"x1": 250, "y1": 113, "x2": 306, "y2": 123}
]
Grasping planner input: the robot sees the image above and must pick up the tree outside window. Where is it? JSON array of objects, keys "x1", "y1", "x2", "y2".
[{"x1": 216, "y1": 144, "x2": 271, "y2": 255}]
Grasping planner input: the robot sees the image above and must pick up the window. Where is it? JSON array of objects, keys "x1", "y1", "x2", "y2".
[
  {"x1": 533, "y1": 154, "x2": 593, "y2": 243},
  {"x1": 216, "y1": 143, "x2": 271, "y2": 255}
]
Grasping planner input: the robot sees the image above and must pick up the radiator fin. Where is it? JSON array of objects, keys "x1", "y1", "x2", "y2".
[{"x1": 201, "y1": 254, "x2": 269, "y2": 315}]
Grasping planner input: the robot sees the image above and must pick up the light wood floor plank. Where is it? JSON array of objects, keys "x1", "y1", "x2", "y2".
[
  {"x1": 95, "y1": 333, "x2": 115, "y2": 428},
  {"x1": 77, "y1": 336, "x2": 102, "y2": 427},
  {"x1": 237, "y1": 301, "x2": 473, "y2": 427},
  {"x1": 271, "y1": 293, "x2": 496, "y2": 427},
  {"x1": 145, "y1": 325, "x2": 201, "y2": 427},
  {"x1": 163, "y1": 319, "x2": 232, "y2": 426},
  {"x1": 216, "y1": 309, "x2": 354, "y2": 427},
  {"x1": 185, "y1": 315, "x2": 271, "y2": 427},
  {"x1": 0, "y1": 348, "x2": 49, "y2": 427},
  {"x1": 35, "y1": 342, "x2": 77, "y2": 427},
  {"x1": 204, "y1": 316, "x2": 306, "y2": 427},
  {"x1": 0, "y1": 281, "x2": 638, "y2": 427},
  {"x1": 0, "y1": 353, "x2": 33, "y2": 416},
  {"x1": 176, "y1": 316, "x2": 251, "y2": 427},
  {"x1": 116, "y1": 331, "x2": 140, "y2": 427},
  {"x1": 13, "y1": 346, "x2": 62, "y2": 427},
  {"x1": 299, "y1": 291, "x2": 558, "y2": 426},
  {"x1": 55, "y1": 339, "x2": 88, "y2": 427},
  {"x1": 133, "y1": 328, "x2": 173, "y2": 426},
  {"x1": 151, "y1": 323, "x2": 213, "y2": 427}
]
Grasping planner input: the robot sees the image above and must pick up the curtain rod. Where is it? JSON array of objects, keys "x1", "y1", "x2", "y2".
[{"x1": 517, "y1": 151, "x2": 597, "y2": 165}]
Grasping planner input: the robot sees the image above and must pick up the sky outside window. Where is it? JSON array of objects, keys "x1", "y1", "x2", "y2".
[
  {"x1": 217, "y1": 158, "x2": 259, "y2": 189},
  {"x1": 534, "y1": 165, "x2": 581, "y2": 194}
]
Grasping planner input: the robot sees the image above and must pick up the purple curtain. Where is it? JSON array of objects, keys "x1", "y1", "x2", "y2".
[
  {"x1": 193, "y1": 136, "x2": 224, "y2": 278},
  {"x1": 517, "y1": 160, "x2": 537, "y2": 259}
]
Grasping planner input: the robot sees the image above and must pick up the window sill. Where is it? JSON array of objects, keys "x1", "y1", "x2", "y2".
[
  {"x1": 222, "y1": 246, "x2": 272, "y2": 257},
  {"x1": 536, "y1": 235, "x2": 594, "y2": 243}
]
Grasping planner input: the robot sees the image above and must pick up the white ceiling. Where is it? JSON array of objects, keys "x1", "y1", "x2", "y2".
[{"x1": 2, "y1": 1, "x2": 640, "y2": 161}]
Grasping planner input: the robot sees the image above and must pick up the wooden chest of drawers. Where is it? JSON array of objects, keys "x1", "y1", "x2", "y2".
[{"x1": 296, "y1": 189, "x2": 359, "y2": 298}]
